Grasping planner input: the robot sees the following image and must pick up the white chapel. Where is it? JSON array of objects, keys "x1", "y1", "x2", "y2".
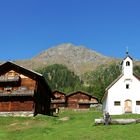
[{"x1": 102, "y1": 53, "x2": 140, "y2": 115}]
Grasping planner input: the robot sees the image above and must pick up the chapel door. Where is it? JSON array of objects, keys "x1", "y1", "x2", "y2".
[{"x1": 124, "y1": 100, "x2": 132, "y2": 113}]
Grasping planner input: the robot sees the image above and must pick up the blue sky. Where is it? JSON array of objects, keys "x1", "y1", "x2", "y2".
[{"x1": 0, "y1": 0, "x2": 140, "y2": 60}]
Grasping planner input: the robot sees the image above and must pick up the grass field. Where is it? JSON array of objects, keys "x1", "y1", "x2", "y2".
[{"x1": 0, "y1": 110, "x2": 140, "y2": 140}]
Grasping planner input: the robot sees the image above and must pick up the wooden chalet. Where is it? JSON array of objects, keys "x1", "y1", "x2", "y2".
[
  {"x1": 0, "y1": 61, "x2": 53, "y2": 116},
  {"x1": 51, "y1": 90, "x2": 66, "y2": 108},
  {"x1": 66, "y1": 91, "x2": 98, "y2": 109}
]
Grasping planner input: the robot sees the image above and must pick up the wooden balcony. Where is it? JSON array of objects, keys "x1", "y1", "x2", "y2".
[
  {"x1": 0, "y1": 89, "x2": 34, "y2": 96},
  {"x1": 0, "y1": 76, "x2": 20, "y2": 82},
  {"x1": 51, "y1": 99, "x2": 65, "y2": 103},
  {"x1": 78, "y1": 100, "x2": 96, "y2": 104}
]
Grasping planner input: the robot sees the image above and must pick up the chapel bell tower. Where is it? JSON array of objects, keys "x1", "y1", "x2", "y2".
[{"x1": 122, "y1": 51, "x2": 133, "y2": 78}]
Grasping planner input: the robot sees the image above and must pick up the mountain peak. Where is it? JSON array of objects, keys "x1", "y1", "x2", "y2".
[
  {"x1": 14, "y1": 43, "x2": 121, "y2": 74},
  {"x1": 30, "y1": 43, "x2": 113, "y2": 74},
  {"x1": 35, "y1": 43, "x2": 107, "y2": 59},
  {"x1": 10, "y1": 43, "x2": 140, "y2": 75}
]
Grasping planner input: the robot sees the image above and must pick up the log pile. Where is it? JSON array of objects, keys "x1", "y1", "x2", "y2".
[{"x1": 95, "y1": 118, "x2": 140, "y2": 125}]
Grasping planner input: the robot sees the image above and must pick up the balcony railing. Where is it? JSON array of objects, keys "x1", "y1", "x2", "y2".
[
  {"x1": 0, "y1": 89, "x2": 34, "y2": 96},
  {"x1": 0, "y1": 76, "x2": 20, "y2": 82},
  {"x1": 51, "y1": 99, "x2": 65, "y2": 103},
  {"x1": 78, "y1": 100, "x2": 96, "y2": 104}
]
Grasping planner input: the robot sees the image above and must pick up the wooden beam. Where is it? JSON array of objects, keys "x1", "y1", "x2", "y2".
[{"x1": 95, "y1": 118, "x2": 140, "y2": 125}]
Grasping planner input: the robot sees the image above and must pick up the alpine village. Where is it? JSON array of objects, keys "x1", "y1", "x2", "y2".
[{"x1": 1, "y1": 43, "x2": 140, "y2": 137}]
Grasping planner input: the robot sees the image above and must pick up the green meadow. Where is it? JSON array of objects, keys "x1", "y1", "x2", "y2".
[{"x1": 0, "y1": 110, "x2": 140, "y2": 140}]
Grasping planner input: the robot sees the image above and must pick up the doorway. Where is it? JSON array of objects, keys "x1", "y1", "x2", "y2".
[{"x1": 124, "y1": 100, "x2": 132, "y2": 113}]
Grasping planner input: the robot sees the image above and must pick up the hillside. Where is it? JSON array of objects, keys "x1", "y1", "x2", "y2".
[{"x1": 14, "y1": 43, "x2": 119, "y2": 75}]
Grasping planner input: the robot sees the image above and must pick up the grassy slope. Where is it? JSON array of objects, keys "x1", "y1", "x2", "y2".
[{"x1": 0, "y1": 110, "x2": 140, "y2": 140}]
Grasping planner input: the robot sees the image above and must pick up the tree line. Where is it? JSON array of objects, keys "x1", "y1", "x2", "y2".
[{"x1": 36, "y1": 63, "x2": 140, "y2": 102}]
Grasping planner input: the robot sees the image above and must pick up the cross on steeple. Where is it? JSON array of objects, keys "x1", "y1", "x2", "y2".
[{"x1": 126, "y1": 46, "x2": 129, "y2": 55}]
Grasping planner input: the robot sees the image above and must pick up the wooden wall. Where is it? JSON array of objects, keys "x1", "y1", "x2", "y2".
[
  {"x1": 51, "y1": 91, "x2": 99, "y2": 109},
  {"x1": 91, "y1": 97, "x2": 98, "y2": 104},
  {"x1": 51, "y1": 91, "x2": 66, "y2": 108},
  {"x1": 20, "y1": 75, "x2": 36, "y2": 90},
  {"x1": 53, "y1": 91, "x2": 66, "y2": 100},
  {"x1": 78, "y1": 104, "x2": 90, "y2": 109},
  {"x1": 0, "y1": 96, "x2": 34, "y2": 112},
  {"x1": 67, "y1": 92, "x2": 91, "y2": 109},
  {"x1": 0, "y1": 71, "x2": 36, "y2": 92},
  {"x1": 0, "y1": 70, "x2": 36, "y2": 113}
]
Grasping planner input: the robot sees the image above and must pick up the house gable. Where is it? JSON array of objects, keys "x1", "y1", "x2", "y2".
[
  {"x1": 0, "y1": 61, "x2": 53, "y2": 116},
  {"x1": 102, "y1": 54, "x2": 140, "y2": 115},
  {"x1": 102, "y1": 74, "x2": 123, "y2": 102},
  {"x1": 66, "y1": 91, "x2": 98, "y2": 109},
  {"x1": 51, "y1": 90, "x2": 66, "y2": 108}
]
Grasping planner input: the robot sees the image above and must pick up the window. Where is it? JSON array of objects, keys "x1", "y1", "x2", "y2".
[
  {"x1": 126, "y1": 84, "x2": 129, "y2": 89},
  {"x1": 136, "y1": 101, "x2": 140, "y2": 105},
  {"x1": 114, "y1": 101, "x2": 121, "y2": 106},
  {"x1": 126, "y1": 61, "x2": 130, "y2": 66},
  {"x1": 4, "y1": 86, "x2": 12, "y2": 93}
]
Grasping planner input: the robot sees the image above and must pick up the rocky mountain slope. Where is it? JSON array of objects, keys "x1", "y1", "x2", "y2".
[{"x1": 14, "y1": 43, "x2": 119, "y2": 75}]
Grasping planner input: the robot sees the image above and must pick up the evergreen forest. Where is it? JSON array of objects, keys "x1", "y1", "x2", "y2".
[{"x1": 36, "y1": 63, "x2": 140, "y2": 102}]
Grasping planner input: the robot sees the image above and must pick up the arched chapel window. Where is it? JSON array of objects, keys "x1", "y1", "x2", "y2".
[{"x1": 126, "y1": 61, "x2": 130, "y2": 66}]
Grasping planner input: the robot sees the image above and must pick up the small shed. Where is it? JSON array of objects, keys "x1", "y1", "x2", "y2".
[
  {"x1": 66, "y1": 91, "x2": 98, "y2": 109},
  {"x1": 0, "y1": 61, "x2": 53, "y2": 116},
  {"x1": 51, "y1": 90, "x2": 66, "y2": 108}
]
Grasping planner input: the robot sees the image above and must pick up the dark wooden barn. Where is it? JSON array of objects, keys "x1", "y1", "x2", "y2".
[
  {"x1": 66, "y1": 91, "x2": 98, "y2": 109},
  {"x1": 51, "y1": 90, "x2": 66, "y2": 108},
  {"x1": 0, "y1": 61, "x2": 53, "y2": 116}
]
